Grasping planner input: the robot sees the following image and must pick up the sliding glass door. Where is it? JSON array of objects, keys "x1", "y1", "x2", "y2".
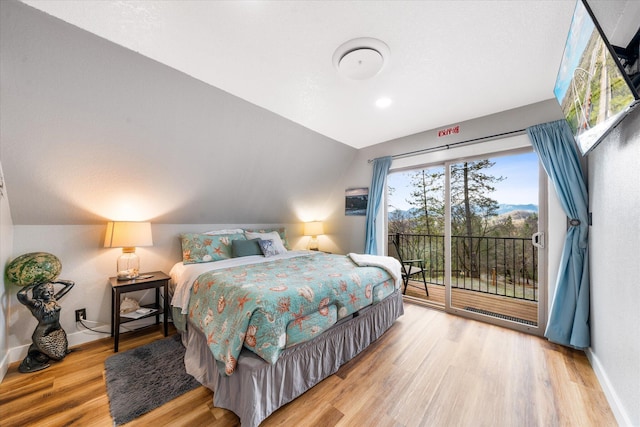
[
  {"x1": 446, "y1": 151, "x2": 545, "y2": 333},
  {"x1": 387, "y1": 148, "x2": 546, "y2": 335}
]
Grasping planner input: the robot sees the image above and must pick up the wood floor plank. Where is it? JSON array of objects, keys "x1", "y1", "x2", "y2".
[
  {"x1": 127, "y1": 387, "x2": 215, "y2": 426},
  {"x1": 0, "y1": 304, "x2": 617, "y2": 427}
]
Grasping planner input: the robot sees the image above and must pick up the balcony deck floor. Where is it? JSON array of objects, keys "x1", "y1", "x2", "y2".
[{"x1": 404, "y1": 280, "x2": 538, "y2": 324}]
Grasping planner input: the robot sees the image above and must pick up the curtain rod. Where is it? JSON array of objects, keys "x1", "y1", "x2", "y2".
[{"x1": 367, "y1": 129, "x2": 527, "y2": 163}]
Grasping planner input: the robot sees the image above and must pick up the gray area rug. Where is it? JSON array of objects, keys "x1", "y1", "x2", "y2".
[{"x1": 104, "y1": 334, "x2": 201, "y2": 425}]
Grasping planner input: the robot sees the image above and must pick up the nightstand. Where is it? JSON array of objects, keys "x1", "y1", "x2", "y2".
[{"x1": 109, "y1": 271, "x2": 169, "y2": 352}]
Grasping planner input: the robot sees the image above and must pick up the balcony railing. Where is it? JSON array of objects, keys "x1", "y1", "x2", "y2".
[{"x1": 390, "y1": 232, "x2": 538, "y2": 302}]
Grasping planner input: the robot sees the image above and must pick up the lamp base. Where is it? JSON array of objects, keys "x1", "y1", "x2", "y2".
[
  {"x1": 117, "y1": 250, "x2": 140, "y2": 280},
  {"x1": 308, "y1": 236, "x2": 319, "y2": 251}
]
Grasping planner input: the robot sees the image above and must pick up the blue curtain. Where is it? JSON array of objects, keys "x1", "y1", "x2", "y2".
[
  {"x1": 526, "y1": 120, "x2": 590, "y2": 348},
  {"x1": 364, "y1": 156, "x2": 392, "y2": 254}
]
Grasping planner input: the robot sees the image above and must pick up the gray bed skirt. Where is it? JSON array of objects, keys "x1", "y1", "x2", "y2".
[{"x1": 182, "y1": 289, "x2": 404, "y2": 427}]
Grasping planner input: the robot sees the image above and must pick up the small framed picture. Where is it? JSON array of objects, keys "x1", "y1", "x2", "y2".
[{"x1": 345, "y1": 188, "x2": 368, "y2": 216}]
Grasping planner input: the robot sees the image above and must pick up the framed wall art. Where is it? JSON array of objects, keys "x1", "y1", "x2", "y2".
[{"x1": 345, "y1": 187, "x2": 368, "y2": 216}]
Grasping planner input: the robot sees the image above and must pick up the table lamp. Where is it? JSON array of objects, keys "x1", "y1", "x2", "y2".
[
  {"x1": 104, "y1": 221, "x2": 153, "y2": 280},
  {"x1": 303, "y1": 221, "x2": 324, "y2": 251}
]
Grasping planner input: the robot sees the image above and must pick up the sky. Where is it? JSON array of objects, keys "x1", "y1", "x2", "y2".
[{"x1": 387, "y1": 151, "x2": 539, "y2": 212}]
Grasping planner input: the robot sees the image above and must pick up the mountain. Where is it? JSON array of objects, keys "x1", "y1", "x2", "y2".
[
  {"x1": 389, "y1": 204, "x2": 537, "y2": 219},
  {"x1": 496, "y1": 204, "x2": 538, "y2": 214}
]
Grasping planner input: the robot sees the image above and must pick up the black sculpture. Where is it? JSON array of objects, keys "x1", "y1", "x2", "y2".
[
  {"x1": 6, "y1": 252, "x2": 76, "y2": 373},
  {"x1": 16, "y1": 280, "x2": 75, "y2": 373}
]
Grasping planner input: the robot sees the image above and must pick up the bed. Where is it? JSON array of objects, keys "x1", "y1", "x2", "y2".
[{"x1": 170, "y1": 230, "x2": 404, "y2": 426}]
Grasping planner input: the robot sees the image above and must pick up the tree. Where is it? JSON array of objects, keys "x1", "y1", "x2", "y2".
[
  {"x1": 387, "y1": 209, "x2": 415, "y2": 236},
  {"x1": 450, "y1": 160, "x2": 504, "y2": 278},
  {"x1": 387, "y1": 184, "x2": 414, "y2": 235},
  {"x1": 407, "y1": 169, "x2": 444, "y2": 235},
  {"x1": 450, "y1": 160, "x2": 503, "y2": 234},
  {"x1": 521, "y1": 212, "x2": 538, "y2": 238}
]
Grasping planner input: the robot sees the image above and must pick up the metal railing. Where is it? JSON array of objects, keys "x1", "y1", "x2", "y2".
[{"x1": 390, "y1": 233, "x2": 538, "y2": 301}]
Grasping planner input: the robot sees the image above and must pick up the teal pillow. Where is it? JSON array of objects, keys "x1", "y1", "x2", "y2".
[
  {"x1": 232, "y1": 238, "x2": 263, "y2": 258},
  {"x1": 180, "y1": 233, "x2": 246, "y2": 264}
]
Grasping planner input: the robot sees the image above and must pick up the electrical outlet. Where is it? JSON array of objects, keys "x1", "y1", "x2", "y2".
[{"x1": 75, "y1": 308, "x2": 86, "y2": 322}]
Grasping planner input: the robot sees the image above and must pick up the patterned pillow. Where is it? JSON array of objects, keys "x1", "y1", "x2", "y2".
[
  {"x1": 258, "y1": 239, "x2": 280, "y2": 257},
  {"x1": 180, "y1": 233, "x2": 246, "y2": 264},
  {"x1": 245, "y1": 230, "x2": 288, "y2": 254},
  {"x1": 244, "y1": 227, "x2": 289, "y2": 249}
]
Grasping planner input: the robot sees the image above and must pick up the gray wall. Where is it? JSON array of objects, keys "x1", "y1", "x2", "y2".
[
  {"x1": 0, "y1": 162, "x2": 12, "y2": 380},
  {"x1": 0, "y1": 0, "x2": 355, "y2": 227},
  {"x1": 588, "y1": 107, "x2": 640, "y2": 426}
]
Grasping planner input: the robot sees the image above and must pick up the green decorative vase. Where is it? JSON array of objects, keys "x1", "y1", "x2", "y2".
[{"x1": 6, "y1": 252, "x2": 62, "y2": 287}]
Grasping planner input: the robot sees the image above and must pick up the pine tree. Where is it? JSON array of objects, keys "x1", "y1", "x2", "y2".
[
  {"x1": 407, "y1": 169, "x2": 444, "y2": 235},
  {"x1": 450, "y1": 160, "x2": 504, "y2": 235},
  {"x1": 450, "y1": 160, "x2": 504, "y2": 278}
]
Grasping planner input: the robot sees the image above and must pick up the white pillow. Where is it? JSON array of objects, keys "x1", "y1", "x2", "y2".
[
  {"x1": 244, "y1": 231, "x2": 287, "y2": 254},
  {"x1": 204, "y1": 228, "x2": 244, "y2": 235}
]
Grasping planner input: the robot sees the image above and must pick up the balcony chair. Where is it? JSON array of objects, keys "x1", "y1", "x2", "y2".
[{"x1": 388, "y1": 238, "x2": 429, "y2": 296}]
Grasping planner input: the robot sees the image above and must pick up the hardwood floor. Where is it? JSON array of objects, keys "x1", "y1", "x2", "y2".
[{"x1": 0, "y1": 303, "x2": 616, "y2": 426}]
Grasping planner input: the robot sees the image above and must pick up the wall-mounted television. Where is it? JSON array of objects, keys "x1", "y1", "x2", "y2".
[{"x1": 554, "y1": 0, "x2": 640, "y2": 156}]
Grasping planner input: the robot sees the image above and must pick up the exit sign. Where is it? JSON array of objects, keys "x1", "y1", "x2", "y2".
[{"x1": 437, "y1": 125, "x2": 460, "y2": 137}]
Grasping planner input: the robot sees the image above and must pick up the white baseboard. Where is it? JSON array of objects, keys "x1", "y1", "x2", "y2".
[
  {"x1": 0, "y1": 351, "x2": 8, "y2": 383},
  {"x1": 586, "y1": 348, "x2": 633, "y2": 426}
]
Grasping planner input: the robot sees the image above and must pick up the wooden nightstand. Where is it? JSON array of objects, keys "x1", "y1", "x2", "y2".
[{"x1": 109, "y1": 271, "x2": 169, "y2": 352}]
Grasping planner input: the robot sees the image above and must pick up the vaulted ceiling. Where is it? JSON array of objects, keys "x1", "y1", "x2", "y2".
[
  {"x1": 2, "y1": 1, "x2": 638, "y2": 226},
  {"x1": 21, "y1": 0, "x2": 639, "y2": 148}
]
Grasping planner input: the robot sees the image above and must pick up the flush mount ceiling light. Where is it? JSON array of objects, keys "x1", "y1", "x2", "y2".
[
  {"x1": 333, "y1": 37, "x2": 390, "y2": 80},
  {"x1": 376, "y1": 97, "x2": 393, "y2": 108}
]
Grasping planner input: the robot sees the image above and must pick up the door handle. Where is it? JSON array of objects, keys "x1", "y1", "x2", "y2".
[{"x1": 532, "y1": 231, "x2": 545, "y2": 249}]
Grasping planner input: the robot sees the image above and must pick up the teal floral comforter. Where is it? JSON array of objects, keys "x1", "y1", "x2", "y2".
[{"x1": 188, "y1": 253, "x2": 395, "y2": 375}]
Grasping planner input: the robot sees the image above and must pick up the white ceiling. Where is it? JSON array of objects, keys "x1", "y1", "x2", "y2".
[{"x1": 21, "y1": 0, "x2": 640, "y2": 149}]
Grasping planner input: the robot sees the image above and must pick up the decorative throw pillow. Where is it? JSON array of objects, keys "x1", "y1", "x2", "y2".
[
  {"x1": 232, "y1": 238, "x2": 263, "y2": 258},
  {"x1": 244, "y1": 230, "x2": 288, "y2": 254},
  {"x1": 244, "y1": 227, "x2": 289, "y2": 249},
  {"x1": 258, "y1": 239, "x2": 280, "y2": 257},
  {"x1": 180, "y1": 232, "x2": 246, "y2": 264}
]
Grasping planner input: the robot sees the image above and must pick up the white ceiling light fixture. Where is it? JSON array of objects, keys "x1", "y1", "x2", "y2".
[
  {"x1": 333, "y1": 37, "x2": 390, "y2": 80},
  {"x1": 376, "y1": 97, "x2": 393, "y2": 108}
]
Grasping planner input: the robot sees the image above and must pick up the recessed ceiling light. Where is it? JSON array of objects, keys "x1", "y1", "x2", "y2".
[{"x1": 376, "y1": 97, "x2": 392, "y2": 108}]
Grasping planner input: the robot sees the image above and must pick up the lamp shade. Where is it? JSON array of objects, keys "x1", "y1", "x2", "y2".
[
  {"x1": 104, "y1": 221, "x2": 153, "y2": 280},
  {"x1": 303, "y1": 221, "x2": 324, "y2": 237},
  {"x1": 104, "y1": 221, "x2": 153, "y2": 249}
]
